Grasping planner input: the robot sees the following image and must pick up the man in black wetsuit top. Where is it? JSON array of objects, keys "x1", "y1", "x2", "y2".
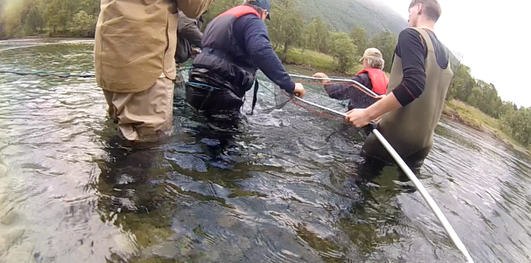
[{"x1": 346, "y1": 0, "x2": 454, "y2": 166}]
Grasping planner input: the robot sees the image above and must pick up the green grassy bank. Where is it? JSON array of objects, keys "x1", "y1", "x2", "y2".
[
  {"x1": 276, "y1": 47, "x2": 363, "y2": 77},
  {"x1": 443, "y1": 100, "x2": 530, "y2": 153}
]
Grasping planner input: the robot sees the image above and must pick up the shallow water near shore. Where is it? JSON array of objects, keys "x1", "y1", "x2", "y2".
[{"x1": 0, "y1": 39, "x2": 530, "y2": 262}]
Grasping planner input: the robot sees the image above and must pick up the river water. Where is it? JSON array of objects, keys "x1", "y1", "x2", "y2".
[{"x1": 0, "y1": 39, "x2": 529, "y2": 262}]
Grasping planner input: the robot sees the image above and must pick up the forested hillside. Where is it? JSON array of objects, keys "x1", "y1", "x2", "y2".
[
  {"x1": 202, "y1": 0, "x2": 407, "y2": 36},
  {"x1": 0, "y1": 0, "x2": 406, "y2": 39},
  {"x1": 299, "y1": 0, "x2": 407, "y2": 35},
  {"x1": 0, "y1": 0, "x2": 98, "y2": 38}
]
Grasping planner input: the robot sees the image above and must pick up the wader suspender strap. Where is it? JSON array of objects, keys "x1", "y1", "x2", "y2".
[
  {"x1": 248, "y1": 79, "x2": 259, "y2": 115},
  {"x1": 187, "y1": 81, "x2": 219, "y2": 111}
]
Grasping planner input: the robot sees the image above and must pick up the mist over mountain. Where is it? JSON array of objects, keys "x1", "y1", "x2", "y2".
[{"x1": 298, "y1": 0, "x2": 408, "y2": 35}]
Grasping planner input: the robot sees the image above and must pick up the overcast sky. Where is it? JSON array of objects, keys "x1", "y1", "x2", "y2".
[{"x1": 378, "y1": 0, "x2": 531, "y2": 107}]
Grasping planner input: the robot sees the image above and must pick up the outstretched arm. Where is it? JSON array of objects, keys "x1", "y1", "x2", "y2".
[
  {"x1": 238, "y1": 16, "x2": 305, "y2": 96},
  {"x1": 313, "y1": 72, "x2": 371, "y2": 101}
]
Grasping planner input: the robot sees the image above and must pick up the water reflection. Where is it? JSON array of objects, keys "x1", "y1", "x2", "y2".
[
  {"x1": 96, "y1": 140, "x2": 180, "y2": 260},
  {"x1": 91, "y1": 107, "x2": 255, "y2": 261}
]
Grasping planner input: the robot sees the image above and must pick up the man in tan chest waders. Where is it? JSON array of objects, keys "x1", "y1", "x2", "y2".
[
  {"x1": 94, "y1": 0, "x2": 213, "y2": 142},
  {"x1": 345, "y1": 0, "x2": 453, "y2": 167}
]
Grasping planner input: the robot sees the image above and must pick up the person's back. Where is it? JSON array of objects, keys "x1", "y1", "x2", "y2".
[
  {"x1": 186, "y1": 0, "x2": 305, "y2": 115},
  {"x1": 95, "y1": 1, "x2": 179, "y2": 93},
  {"x1": 192, "y1": 5, "x2": 264, "y2": 96},
  {"x1": 95, "y1": 0, "x2": 213, "y2": 142}
]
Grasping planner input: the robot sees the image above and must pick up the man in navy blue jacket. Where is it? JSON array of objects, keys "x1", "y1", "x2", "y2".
[{"x1": 186, "y1": 0, "x2": 305, "y2": 115}]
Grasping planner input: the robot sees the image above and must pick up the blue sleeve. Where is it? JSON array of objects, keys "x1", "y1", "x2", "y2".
[
  {"x1": 353, "y1": 73, "x2": 372, "y2": 91},
  {"x1": 234, "y1": 15, "x2": 295, "y2": 93},
  {"x1": 324, "y1": 73, "x2": 371, "y2": 100},
  {"x1": 324, "y1": 83, "x2": 352, "y2": 100},
  {"x1": 392, "y1": 28, "x2": 427, "y2": 106}
]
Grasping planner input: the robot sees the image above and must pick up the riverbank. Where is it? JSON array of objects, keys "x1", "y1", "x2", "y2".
[{"x1": 443, "y1": 100, "x2": 530, "y2": 154}]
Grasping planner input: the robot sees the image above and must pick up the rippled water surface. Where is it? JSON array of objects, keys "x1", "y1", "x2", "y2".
[{"x1": 0, "y1": 39, "x2": 530, "y2": 262}]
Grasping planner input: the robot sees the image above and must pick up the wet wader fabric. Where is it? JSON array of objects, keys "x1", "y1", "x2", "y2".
[
  {"x1": 95, "y1": 0, "x2": 212, "y2": 141},
  {"x1": 363, "y1": 28, "x2": 454, "y2": 164},
  {"x1": 185, "y1": 82, "x2": 244, "y2": 114},
  {"x1": 95, "y1": 1, "x2": 177, "y2": 93},
  {"x1": 104, "y1": 77, "x2": 174, "y2": 142}
]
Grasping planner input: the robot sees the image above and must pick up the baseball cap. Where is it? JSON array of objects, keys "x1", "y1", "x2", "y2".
[
  {"x1": 360, "y1": 48, "x2": 383, "y2": 61},
  {"x1": 247, "y1": 0, "x2": 271, "y2": 19}
]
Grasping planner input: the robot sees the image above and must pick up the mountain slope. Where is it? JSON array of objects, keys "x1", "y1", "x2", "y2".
[{"x1": 298, "y1": 0, "x2": 408, "y2": 35}]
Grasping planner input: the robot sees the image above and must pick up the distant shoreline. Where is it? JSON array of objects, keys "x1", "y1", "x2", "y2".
[{"x1": 0, "y1": 36, "x2": 93, "y2": 41}]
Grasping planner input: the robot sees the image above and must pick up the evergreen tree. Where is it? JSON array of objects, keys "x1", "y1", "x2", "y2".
[
  {"x1": 268, "y1": 0, "x2": 304, "y2": 62},
  {"x1": 329, "y1": 32, "x2": 357, "y2": 73},
  {"x1": 72, "y1": 10, "x2": 96, "y2": 37},
  {"x1": 302, "y1": 17, "x2": 329, "y2": 53},
  {"x1": 502, "y1": 107, "x2": 531, "y2": 147},
  {"x1": 23, "y1": 6, "x2": 43, "y2": 34},
  {"x1": 201, "y1": 0, "x2": 240, "y2": 26},
  {"x1": 369, "y1": 31, "x2": 397, "y2": 72},
  {"x1": 448, "y1": 64, "x2": 475, "y2": 102},
  {"x1": 350, "y1": 26, "x2": 367, "y2": 58}
]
